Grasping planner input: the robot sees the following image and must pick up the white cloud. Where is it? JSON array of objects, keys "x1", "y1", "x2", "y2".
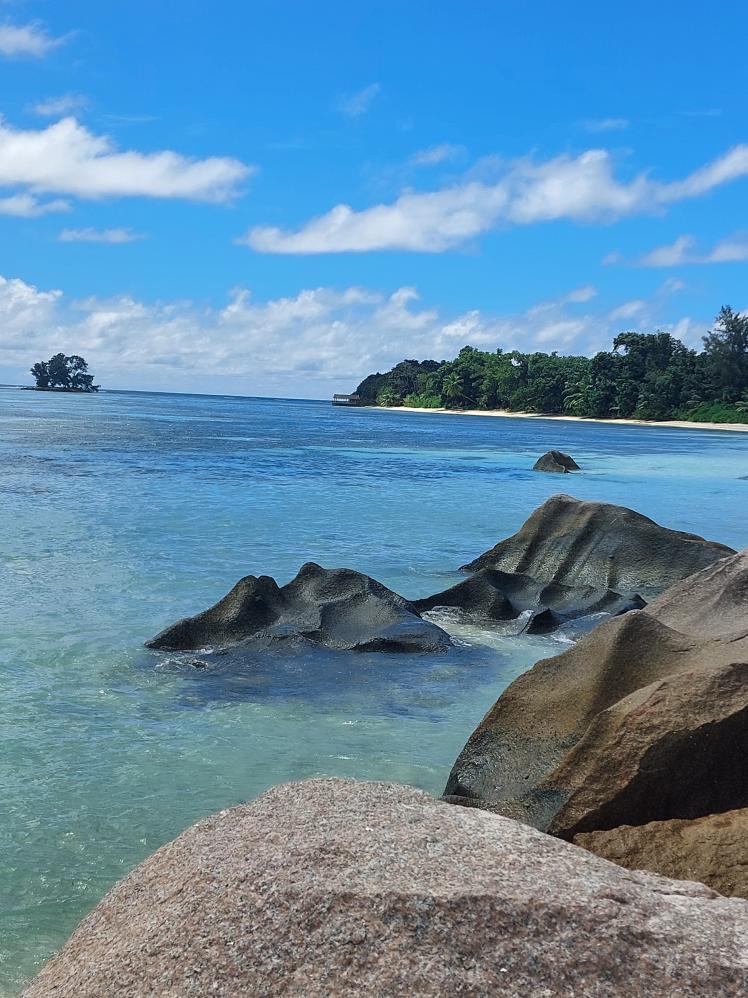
[
  {"x1": 338, "y1": 83, "x2": 381, "y2": 118},
  {"x1": 583, "y1": 117, "x2": 630, "y2": 132},
  {"x1": 58, "y1": 227, "x2": 144, "y2": 244},
  {"x1": 409, "y1": 144, "x2": 465, "y2": 167},
  {"x1": 610, "y1": 233, "x2": 748, "y2": 267},
  {"x1": 638, "y1": 235, "x2": 695, "y2": 267},
  {"x1": 32, "y1": 93, "x2": 89, "y2": 116},
  {"x1": 563, "y1": 285, "x2": 597, "y2": 303},
  {"x1": 0, "y1": 271, "x2": 702, "y2": 396},
  {"x1": 0, "y1": 118, "x2": 252, "y2": 203},
  {"x1": 0, "y1": 21, "x2": 67, "y2": 58},
  {"x1": 243, "y1": 145, "x2": 748, "y2": 254},
  {"x1": 0, "y1": 193, "x2": 71, "y2": 217}
]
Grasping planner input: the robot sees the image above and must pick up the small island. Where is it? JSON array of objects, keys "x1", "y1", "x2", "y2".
[{"x1": 29, "y1": 353, "x2": 100, "y2": 393}]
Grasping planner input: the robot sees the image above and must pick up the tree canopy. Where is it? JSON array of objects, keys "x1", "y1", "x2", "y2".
[
  {"x1": 30, "y1": 354, "x2": 100, "y2": 393},
  {"x1": 353, "y1": 307, "x2": 748, "y2": 424}
]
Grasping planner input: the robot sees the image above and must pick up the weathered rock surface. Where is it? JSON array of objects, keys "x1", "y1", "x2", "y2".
[
  {"x1": 24, "y1": 780, "x2": 748, "y2": 998},
  {"x1": 413, "y1": 567, "x2": 644, "y2": 634},
  {"x1": 460, "y1": 493, "x2": 734, "y2": 599},
  {"x1": 444, "y1": 549, "x2": 748, "y2": 842},
  {"x1": 575, "y1": 808, "x2": 748, "y2": 901},
  {"x1": 147, "y1": 562, "x2": 450, "y2": 654},
  {"x1": 533, "y1": 450, "x2": 581, "y2": 473}
]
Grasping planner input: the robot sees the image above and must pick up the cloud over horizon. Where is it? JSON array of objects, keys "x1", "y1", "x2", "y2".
[
  {"x1": 0, "y1": 271, "x2": 703, "y2": 396},
  {"x1": 242, "y1": 145, "x2": 748, "y2": 254}
]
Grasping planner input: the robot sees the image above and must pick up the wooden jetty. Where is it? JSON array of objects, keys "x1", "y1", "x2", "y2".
[{"x1": 331, "y1": 394, "x2": 362, "y2": 406}]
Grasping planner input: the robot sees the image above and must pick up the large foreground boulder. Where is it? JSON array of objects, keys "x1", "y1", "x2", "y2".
[
  {"x1": 444, "y1": 549, "x2": 748, "y2": 847},
  {"x1": 24, "y1": 780, "x2": 748, "y2": 997},
  {"x1": 575, "y1": 808, "x2": 748, "y2": 901},
  {"x1": 413, "y1": 567, "x2": 644, "y2": 634},
  {"x1": 533, "y1": 450, "x2": 580, "y2": 473},
  {"x1": 460, "y1": 493, "x2": 734, "y2": 599},
  {"x1": 147, "y1": 563, "x2": 450, "y2": 654}
]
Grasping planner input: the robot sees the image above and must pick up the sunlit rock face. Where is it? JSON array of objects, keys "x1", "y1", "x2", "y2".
[
  {"x1": 444, "y1": 549, "x2": 748, "y2": 864},
  {"x1": 24, "y1": 780, "x2": 748, "y2": 998}
]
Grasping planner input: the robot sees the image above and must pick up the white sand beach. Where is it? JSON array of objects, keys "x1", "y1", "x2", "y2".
[{"x1": 376, "y1": 406, "x2": 748, "y2": 433}]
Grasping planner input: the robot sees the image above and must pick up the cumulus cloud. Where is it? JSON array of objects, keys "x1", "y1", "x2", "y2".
[
  {"x1": 583, "y1": 117, "x2": 630, "y2": 132},
  {"x1": 0, "y1": 117, "x2": 252, "y2": 203},
  {"x1": 58, "y1": 227, "x2": 144, "y2": 244},
  {"x1": 409, "y1": 144, "x2": 465, "y2": 167},
  {"x1": 0, "y1": 193, "x2": 70, "y2": 217},
  {"x1": 243, "y1": 145, "x2": 748, "y2": 253},
  {"x1": 32, "y1": 93, "x2": 89, "y2": 116},
  {"x1": 610, "y1": 233, "x2": 748, "y2": 267},
  {"x1": 0, "y1": 271, "x2": 702, "y2": 396},
  {"x1": 0, "y1": 21, "x2": 67, "y2": 58},
  {"x1": 338, "y1": 83, "x2": 381, "y2": 118}
]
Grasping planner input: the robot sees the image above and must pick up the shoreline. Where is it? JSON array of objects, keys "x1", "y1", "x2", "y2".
[{"x1": 374, "y1": 405, "x2": 748, "y2": 433}]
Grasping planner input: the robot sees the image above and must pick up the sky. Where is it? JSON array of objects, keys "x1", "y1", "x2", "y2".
[{"x1": 1, "y1": 0, "x2": 747, "y2": 398}]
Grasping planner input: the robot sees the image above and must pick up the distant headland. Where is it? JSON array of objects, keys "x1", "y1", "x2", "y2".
[{"x1": 350, "y1": 306, "x2": 748, "y2": 427}]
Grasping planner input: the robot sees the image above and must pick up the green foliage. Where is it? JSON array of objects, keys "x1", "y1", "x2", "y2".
[
  {"x1": 403, "y1": 392, "x2": 442, "y2": 408},
  {"x1": 356, "y1": 359, "x2": 440, "y2": 405},
  {"x1": 31, "y1": 353, "x2": 99, "y2": 392},
  {"x1": 679, "y1": 402, "x2": 748, "y2": 424},
  {"x1": 702, "y1": 306, "x2": 748, "y2": 402},
  {"x1": 351, "y1": 307, "x2": 748, "y2": 425},
  {"x1": 376, "y1": 386, "x2": 402, "y2": 407}
]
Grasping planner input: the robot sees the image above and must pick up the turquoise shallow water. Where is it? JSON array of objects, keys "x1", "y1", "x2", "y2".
[{"x1": 2, "y1": 388, "x2": 748, "y2": 993}]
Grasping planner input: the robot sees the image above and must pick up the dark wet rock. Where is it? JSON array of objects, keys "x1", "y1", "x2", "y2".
[
  {"x1": 444, "y1": 549, "x2": 748, "y2": 841},
  {"x1": 147, "y1": 563, "x2": 450, "y2": 654},
  {"x1": 413, "y1": 567, "x2": 643, "y2": 634},
  {"x1": 533, "y1": 450, "x2": 581, "y2": 473},
  {"x1": 24, "y1": 780, "x2": 748, "y2": 998},
  {"x1": 575, "y1": 808, "x2": 748, "y2": 900},
  {"x1": 461, "y1": 493, "x2": 734, "y2": 600}
]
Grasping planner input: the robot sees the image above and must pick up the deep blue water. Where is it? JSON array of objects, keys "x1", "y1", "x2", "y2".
[{"x1": 2, "y1": 388, "x2": 747, "y2": 993}]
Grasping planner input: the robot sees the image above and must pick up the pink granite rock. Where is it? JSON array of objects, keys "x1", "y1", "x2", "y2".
[{"x1": 25, "y1": 780, "x2": 748, "y2": 997}]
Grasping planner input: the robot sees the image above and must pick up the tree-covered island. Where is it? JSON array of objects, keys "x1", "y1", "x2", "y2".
[
  {"x1": 30, "y1": 354, "x2": 100, "y2": 393},
  {"x1": 354, "y1": 306, "x2": 748, "y2": 424}
]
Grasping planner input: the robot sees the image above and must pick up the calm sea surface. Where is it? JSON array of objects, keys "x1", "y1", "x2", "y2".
[{"x1": 2, "y1": 388, "x2": 748, "y2": 992}]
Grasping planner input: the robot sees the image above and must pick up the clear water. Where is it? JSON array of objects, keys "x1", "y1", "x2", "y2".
[{"x1": 2, "y1": 388, "x2": 747, "y2": 994}]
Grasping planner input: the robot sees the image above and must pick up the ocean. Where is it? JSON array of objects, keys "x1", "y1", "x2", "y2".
[{"x1": 2, "y1": 387, "x2": 747, "y2": 993}]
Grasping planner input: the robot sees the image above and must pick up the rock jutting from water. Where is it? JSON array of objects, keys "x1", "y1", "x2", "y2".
[
  {"x1": 23, "y1": 780, "x2": 748, "y2": 998},
  {"x1": 444, "y1": 547, "x2": 748, "y2": 893},
  {"x1": 412, "y1": 567, "x2": 644, "y2": 634},
  {"x1": 460, "y1": 493, "x2": 734, "y2": 599},
  {"x1": 533, "y1": 450, "x2": 581, "y2": 473},
  {"x1": 146, "y1": 562, "x2": 451, "y2": 654}
]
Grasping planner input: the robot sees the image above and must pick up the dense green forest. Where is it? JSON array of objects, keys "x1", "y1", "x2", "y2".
[{"x1": 354, "y1": 306, "x2": 748, "y2": 424}]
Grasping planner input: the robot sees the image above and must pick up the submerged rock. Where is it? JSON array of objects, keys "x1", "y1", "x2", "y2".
[
  {"x1": 413, "y1": 567, "x2": 644, "y2": 634},
  {"x1": 575, "y1": 808, "x2": 748, "y2": 901},
  {"x1": 460, "y1": 493, "x2": 734, "y2": 599},
  {"x1": 533, "y1": 450, "x2": 580, "y2": 473},
  {"x1": 24, "y1": 780, "x2": 748, "y2": 998},
  {"x1": 147, "y1": 563, "x2": 450, "y2": 654},
  {"x1": 444, "y1": 549, "x2": 748, "y2": 848}
]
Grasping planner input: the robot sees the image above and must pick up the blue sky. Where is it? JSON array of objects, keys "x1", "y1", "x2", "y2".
[{"x1": 1, "y1": 0, "x2": 747, "y2": 397}]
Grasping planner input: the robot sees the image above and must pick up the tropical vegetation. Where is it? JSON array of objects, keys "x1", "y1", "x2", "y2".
[
  {"x1": 30, "y1": 354, "x2": 100, "y2": 393},
  {"x1": 354, "y1": 307, "x2": 748, "y2": 424}
]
